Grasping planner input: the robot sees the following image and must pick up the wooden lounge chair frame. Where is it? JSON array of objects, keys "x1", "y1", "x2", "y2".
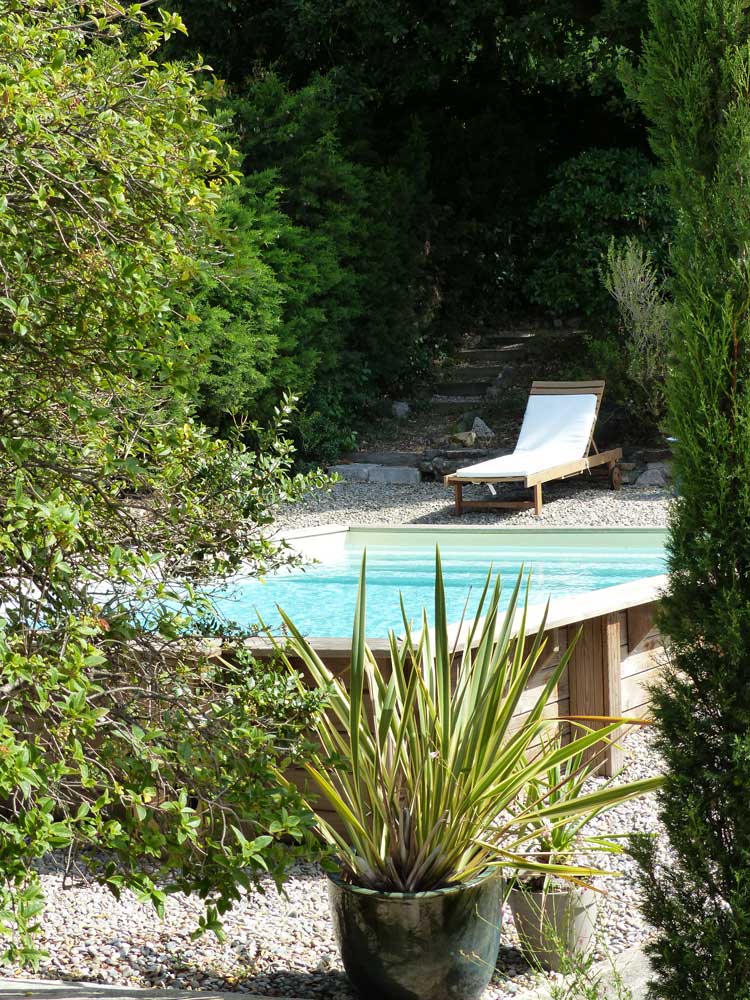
[{"x1": 444, "y1": 380, "x2": 622, "y2": 517}]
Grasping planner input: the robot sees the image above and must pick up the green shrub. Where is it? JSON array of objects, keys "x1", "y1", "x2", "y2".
[
  {"x1": 525, "y1": 147, "x2": 670, "y2": 319},
  {"x1": 602, "y1": 237, "x2": 671, "y2": 425},
  {"x1": 180, "y1": 181, "x2": 285, "y2": 432}
]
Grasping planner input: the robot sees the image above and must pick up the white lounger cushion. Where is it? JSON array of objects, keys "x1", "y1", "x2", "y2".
[{"x1": 454, "y1": 393, "x2": 598, "y2": 480}]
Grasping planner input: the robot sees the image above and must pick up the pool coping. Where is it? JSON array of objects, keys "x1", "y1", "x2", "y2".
[{"x1": 246, "y1": 523, "x2": 668, "y2": 654}]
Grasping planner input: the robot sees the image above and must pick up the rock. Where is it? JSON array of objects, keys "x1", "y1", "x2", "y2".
[
  {"x1": 451, "y1": 430, "x2": 477, "y2": 447},
  {"x1": 391, "y1": 400, "x2": 411, "y2": 419},
  {"x1": 456, "y1": 411, "x2": 481, "y2": 432},
  {"x1": 328, "y1": 460, "x2": 423, "y2": 485},
  {"x1": 621, "y1": 468, "x2": 643, "y2": 485},
  {"x1": 368, "y1": 466, "x2": 421, "y2": 485},
  {"x1": 646, "y1": 460, "x2": 673, "y2": 480},
  {"x1": 471, "y1": 417, "x2": 495, "y2": 442},
  {"x1": 635, "y1": 467, "x2": 668, "y2": 488}
]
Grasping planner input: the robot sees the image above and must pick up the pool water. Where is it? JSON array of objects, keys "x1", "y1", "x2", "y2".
[{"x1": 214, "y1": 542, "x2": 667, "y2": 638}]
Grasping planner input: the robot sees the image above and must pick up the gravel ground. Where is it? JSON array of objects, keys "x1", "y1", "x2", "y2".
[
  {"x1": 272, "y1": 479, "x2": 671, "y2": 532},
  {"x1": 17, "y1": 730, "x2": 662, "y2": 999},
  {"x1": 12, "y1": 482, "x2": 670, "y2": 998}
]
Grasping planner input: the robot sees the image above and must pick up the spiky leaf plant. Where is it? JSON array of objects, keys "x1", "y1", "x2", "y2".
[{"x1": 277, "y1": 553, "x2": 659, "y2": 892}]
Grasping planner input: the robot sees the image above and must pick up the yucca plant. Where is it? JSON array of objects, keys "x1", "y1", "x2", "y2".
[
  {"x1": 511, "y1": 733, "x2": 647, "y2": 885},
  {"x1": 277, "y1": 551, "x2": 660, "y2": 892}
]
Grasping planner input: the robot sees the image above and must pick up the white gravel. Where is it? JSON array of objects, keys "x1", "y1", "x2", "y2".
[
  {"x1": 273, "y1": 480, "x2": 671, "y2": 531},
  {"x1": 17, "y1": 731, "x2": 662, "y2": 999},
  {"x1": 13, "y1": 482, "x2": 669, "y2": 998}
]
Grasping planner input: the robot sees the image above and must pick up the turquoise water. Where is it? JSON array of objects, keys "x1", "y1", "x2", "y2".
[{"x1": 214, "y1": 543, "x2": 666, "y2": 638}]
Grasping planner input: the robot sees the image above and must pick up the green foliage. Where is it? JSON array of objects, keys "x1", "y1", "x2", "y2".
[
  {"x1": 525, "y1": 148, "x2": 670, "y2": 318},
  {"x1": 180, "y1": 183, "x2": 285, "y2": 431},
  {"x1": 627, "y1": 3, "x2": 750, "y2": 997},
  {"x1": 548, "y1": 940, "x2": 634, "y2": 1000},
  {"x1": 0, "y1": 1, "x2": 325, "y2": 963},
  {"x1": 277, "y1": 553, "x2": 659, "y2": 892}
]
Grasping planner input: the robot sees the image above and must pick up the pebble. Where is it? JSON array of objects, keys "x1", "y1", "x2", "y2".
[
  {"x1": 272, "y1": 479, "x2": 670, "y2": 531},
  {"x1": 9, "y1": 732, "x2": 663, "y2": 1000}
]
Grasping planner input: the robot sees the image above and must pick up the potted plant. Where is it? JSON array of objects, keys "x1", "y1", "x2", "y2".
[
  {"x1": 508, "y1": 735, "x2": 647, "y2": 972},
  {"x1": 276, "y1": 553, "x2": 659, "y2": 1000}
]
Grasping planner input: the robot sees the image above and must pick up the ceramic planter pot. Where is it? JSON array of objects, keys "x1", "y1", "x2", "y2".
[
  {"x1": 509, "y1": 882, "x2": 597, "y2": 972},
  {"x1": 327, "y1": 869, "x2": 502, "y2": 1000}
]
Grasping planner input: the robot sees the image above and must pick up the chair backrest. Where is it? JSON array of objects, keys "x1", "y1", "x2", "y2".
[{"x1": 515, "y1": 381, "x2": 605, "y2": 460}]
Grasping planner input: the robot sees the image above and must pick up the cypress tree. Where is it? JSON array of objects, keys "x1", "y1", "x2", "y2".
[{"x1": 629, "y1": 3, "x2": 750, "y2": 997}]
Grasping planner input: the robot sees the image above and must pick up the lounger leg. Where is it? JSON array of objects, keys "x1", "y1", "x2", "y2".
[
  {"x1": 453, "y1": 481, "x2": 464, "y2": 516},
  {"x1": 533, "y1": 483, "x2": 543, "y2": 516}
]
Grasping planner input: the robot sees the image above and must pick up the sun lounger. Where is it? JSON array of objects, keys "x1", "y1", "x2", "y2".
[{"x1": 444, "y1": 380, "x2": 622, "y2": 516}]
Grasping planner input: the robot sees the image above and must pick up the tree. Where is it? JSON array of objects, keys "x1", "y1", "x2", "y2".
[
  {"x1": 180, "y1": 71, "x2": 432, "y2": 460},
  {"x1": 628, "y1": 3, "x2": 750, "y2": 996},
  {"x1": 0, "y1": 1, "x2": 323, "y2": 962}
]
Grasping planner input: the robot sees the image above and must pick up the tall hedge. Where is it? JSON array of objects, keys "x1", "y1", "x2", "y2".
[{"x1": 630, "y1": 3, "x2": 750, "y2": 996}]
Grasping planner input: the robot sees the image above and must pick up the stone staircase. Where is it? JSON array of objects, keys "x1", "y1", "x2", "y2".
[
  {"x1": 430, "y1": 331, "x2": 538, "y2": 409},
  {"x1": 331, "y1": 325, "x2": 586, "y2": 482}
]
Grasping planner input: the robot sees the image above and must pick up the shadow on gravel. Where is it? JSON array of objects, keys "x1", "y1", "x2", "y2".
[{"x1": 235, "y1": 969, "x2": 353, "y2": 999}]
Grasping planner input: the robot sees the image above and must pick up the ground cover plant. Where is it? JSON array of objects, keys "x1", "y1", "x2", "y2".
[
  {"x1": 0, "y1": 0, "x2": 325, "y2": 964},
  {"x1": 628, "y1": 1, "x2": 750, "y2": 996}
]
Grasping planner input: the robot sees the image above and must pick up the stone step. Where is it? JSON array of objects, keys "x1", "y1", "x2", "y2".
[
  {"x1": 483, "y1": 329, "x2": 538, "y2": 341},
  {"x1": 328, "y1": 463, "x2": 421, "y2": 484},
  {"x1": 423, "y1": 447, "x2": 495, "y2": 461},
  {"x1": 429, "y1": 394, "x2": 485, "y2": 412},
  {"x1": 340, "y1": 450, "x2": 423, "y2": 468},
  {"x1": 441, "y1": 364, "x2": 506, "y2": 382},
  {"x1": 473, "y1": 339, "x2": 529, "y2": 353},
  {"x1": 456, "y1": 348, "x2": 520, "y2": 364},
  {"x1": 435, "y1": 378, "x2": 491, "y2": 397}
]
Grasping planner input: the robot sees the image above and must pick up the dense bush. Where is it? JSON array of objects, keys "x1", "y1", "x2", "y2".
[
  {"x1": 0, "y1": 3, "x2": 325, "y2": 962},
  {"x1": 180, "y1": 182, "x2": 285, "y2": 432},
  {"x1": 629, "y1": 2, "x2": 750, "y2": 996},
  {"x1": 181, "y1": 72, "x2": 432, "y2": 460},
  {"x1": 525, "y1": 147, "x2": 670, "y2": 319}
]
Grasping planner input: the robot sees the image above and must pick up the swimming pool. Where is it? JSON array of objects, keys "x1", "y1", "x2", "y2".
[{"x1": 215, "y1": 526, "x2": 667, "y2": 639}]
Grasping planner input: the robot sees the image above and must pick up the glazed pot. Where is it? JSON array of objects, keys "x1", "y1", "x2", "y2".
[
  {"x1": 509, "y1": 881, "x2": 597, "y2": 972},
  {"x1": 327, "y1": 869, "x2": 502, "y2": 1000}
]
